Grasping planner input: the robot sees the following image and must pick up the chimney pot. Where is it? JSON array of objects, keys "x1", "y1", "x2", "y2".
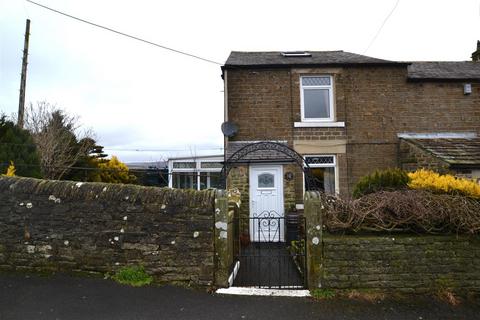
[{"x1": 472, "y1": 40, "x2": 480, "y2": 62}]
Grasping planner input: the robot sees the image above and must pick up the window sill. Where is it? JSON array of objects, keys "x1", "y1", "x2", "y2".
[{"x1": 294, "y1": 121, "x2": 345, "y2": 128}]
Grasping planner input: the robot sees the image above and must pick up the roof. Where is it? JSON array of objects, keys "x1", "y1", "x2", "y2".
[
  {"x1": 226, "y1": 141, "x2": 293, "y2": 163},
  {"x1": 223, "y1": 51, "x2": 480, "y2": 80},
  {"x1": 408, "y1": 62, "x2": 480, "y2": 81},
  {"x1": 126, "y1": 161, "x2": 167, "y2": 169},
  {"x1": 167, "y1": 154, "x2": 224, "y2": 161},
  {"x1": 223, "y1": 51, "x2": 404, "y2": 69},
  {"x1": 403, "y1": 138, "x2": 480, "y2": 166}
]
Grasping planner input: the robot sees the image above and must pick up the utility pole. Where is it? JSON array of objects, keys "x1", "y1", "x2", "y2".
[{"x1": 17, "y1": 19, "x2": 31, "y2": 128}]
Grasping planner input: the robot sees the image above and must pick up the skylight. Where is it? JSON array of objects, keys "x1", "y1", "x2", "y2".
[{"x1": 281, "y1": 51, "x2": 312, "y2": 57}]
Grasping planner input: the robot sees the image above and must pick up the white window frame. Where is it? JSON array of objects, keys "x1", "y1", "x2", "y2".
[
  {"x1": 300, "y1": 75, "x2": 334, "y2": 122},
  {"x1": 302, "y1": 154, "x2": 339, "y2": 196},
  {"x1": 198, "y1": 159, "x2": 223, "y2": 190},
  {"x1": 168, "y1": 158, "x2": 223, "y2": 190},
  {"x1": 169, "y1": 161, "x2": 197, "y2": 190}
]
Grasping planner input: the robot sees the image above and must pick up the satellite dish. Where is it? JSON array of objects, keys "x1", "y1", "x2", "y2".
[{"x1": 221, "y1": 121, "x2": 238, "y2": 137}]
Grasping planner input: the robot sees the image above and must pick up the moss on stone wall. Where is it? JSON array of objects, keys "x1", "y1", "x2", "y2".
[
  {"x1": 0, "y1": 176, "x2": 216, "y2": 287},
  {"x1": 0, "y1": 176, "x2": 215, "y2": 207},
  {"x1": 321, "y1": 234, "x2": 480, "y2": 294}
]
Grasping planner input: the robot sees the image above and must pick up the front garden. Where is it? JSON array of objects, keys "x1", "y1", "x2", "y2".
[{"x1": 324, "y1": 168, "x2": 480, "y2": 234}]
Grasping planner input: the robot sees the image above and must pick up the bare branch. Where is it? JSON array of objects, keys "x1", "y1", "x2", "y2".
[
  {"x1": 320, "y1": 190, "x2": 480, "y2": 234},
  {"x1": 24, "y1": 101, "x2": 95, "y2": 180}
]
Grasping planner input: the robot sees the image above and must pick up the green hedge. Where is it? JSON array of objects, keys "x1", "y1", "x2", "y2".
[{"x1": 353, "y1": 168, "x2": 409, "y2": 198}]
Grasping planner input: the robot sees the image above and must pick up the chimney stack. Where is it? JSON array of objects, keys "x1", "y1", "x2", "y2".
[{"x1": 472, "y1": 40, "x2": 480, "y2": 62}]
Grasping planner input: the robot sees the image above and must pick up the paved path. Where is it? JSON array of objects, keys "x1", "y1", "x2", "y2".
[
  {"x1": 234, "y1": 243, "x2": 304, "y2": 288},
  {"x1": 1, "y1": 273, "x2": 479, "y2": 320}
]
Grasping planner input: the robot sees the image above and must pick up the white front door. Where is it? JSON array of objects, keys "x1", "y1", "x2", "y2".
[{"x1": 249, "y1": 165, "x2": 284, "y2": 242}]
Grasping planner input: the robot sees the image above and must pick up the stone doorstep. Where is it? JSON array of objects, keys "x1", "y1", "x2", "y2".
[{"x1": 216, "y1": 287, "x2": 311, "y2": 297}]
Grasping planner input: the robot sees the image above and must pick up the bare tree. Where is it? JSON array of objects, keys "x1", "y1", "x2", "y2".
[{"x1": 24, "y1": 101, "x2": 95, "y2": 180}]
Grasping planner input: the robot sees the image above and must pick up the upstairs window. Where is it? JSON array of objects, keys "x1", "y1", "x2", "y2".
[{"x1": 300, "y1": 76, "x2": 334, "y2": 121}]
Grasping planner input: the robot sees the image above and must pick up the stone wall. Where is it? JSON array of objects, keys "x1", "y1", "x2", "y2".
[
  {"x1": 227, "y1": 165, "x2": 249, "y2": 219},
  {"x1": 213, "y1": 190, "x2": 236, "y2": 287},
  {"x1": 0, "y1": 176, "x2": 217, "y2": 287},
  {"x1": 226, "y1": 69, "x2": 293, "y2": 142},
  {"x1": 321, "y1": 235, "x2": 480, "y2": 294},
  {"x1": 399, "y1": 139, "x2": 450, "y2": 173},
  {"x1": 304, "y1": 191, "x2": 480, "y2": 293}
]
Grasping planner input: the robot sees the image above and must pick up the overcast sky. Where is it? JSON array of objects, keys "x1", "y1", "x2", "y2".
[{"x1": 1, "y1": 0, "x2": 479, "y2": 162}]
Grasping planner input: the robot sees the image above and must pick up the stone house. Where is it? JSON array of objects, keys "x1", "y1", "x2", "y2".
[{"x1": 221, "y1": 43, "x2": 480, "y2": 218}]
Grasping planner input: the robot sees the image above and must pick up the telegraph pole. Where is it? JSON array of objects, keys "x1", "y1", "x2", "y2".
[{"x1": 17, "y1": 19, "x2": 31, "y2": 128}]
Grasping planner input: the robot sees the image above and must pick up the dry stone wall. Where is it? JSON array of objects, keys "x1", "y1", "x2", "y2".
[
  {"x1": 321, "y1": 235, "x2": 480, "y2": 294},
  {"x1": 304, "y1": 191, "x2": 480, "y2": 293},
  {"x1": 399, "y1": 139, "x2": 450, "y2": 173},
  {"x1": 0, "y1": 176, "x2": 216, "y2": 286}
]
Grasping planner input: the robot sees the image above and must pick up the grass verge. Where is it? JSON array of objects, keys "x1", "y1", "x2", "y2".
[
  {"x1": 310, "y1": 288, "x2": 336, "y2": 300},
  {"x1": 111, "y1": 265, "x2": 153, "y2": 287}
]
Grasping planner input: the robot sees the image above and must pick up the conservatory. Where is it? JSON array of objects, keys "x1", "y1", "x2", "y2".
[{"x1": 167, "y1": 155, "x2": 224, "y2": 190}]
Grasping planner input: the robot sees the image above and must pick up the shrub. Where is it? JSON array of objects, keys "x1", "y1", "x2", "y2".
[
  {"x1": 0, "y1": 115, "x2": 41, "y2": 178},
  {"x1": 320, "y1": 190, "x2": 480, "y2": 234},
  {"x1": 345, "y1": 289, "x2": 385, "y2": 302},
  {"x1": 311, "y1": 288, "x2": 336, "y2": 299},
  {"x1": 352, "y1": 168, "x2": 410, "y2": 198},
  {"x1": 408, "y1": 169, "x2": 480, "y2": 199},
  {"x1": 5, "y1": 161, "x2": 15, "y2": 176},
  {"x1": 112, "y1": 265, "x2": 153, "y2": 287},
  {"x1": 97, "y1": 156, "x2": 137, "y2": 184}
]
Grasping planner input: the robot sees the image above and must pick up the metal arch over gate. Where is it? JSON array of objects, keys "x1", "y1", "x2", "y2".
[
  {"x1": 221, "y1": 141, "x2": 321, "y2": 190},
  {"x1": 222, "y1": 141, "x2": 318, "y2": 289}
]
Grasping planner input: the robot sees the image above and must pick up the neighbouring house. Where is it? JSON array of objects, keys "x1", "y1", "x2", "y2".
[
  {"x1": 167, "y1": 155, "x2": 223, "y2": 190},
  {"x1": 222, "y1": 43, "x2": 480, "y2": 218},
  {"x1": 399, "y1": 135, "x2": 480, "y2": 183},
  {"x1": 126, "y1": 161, "x2": 169, "y2": 187}
]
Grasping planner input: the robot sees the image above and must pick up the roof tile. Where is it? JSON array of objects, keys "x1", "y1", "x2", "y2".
[
  {"x1": 408, "y1": 62, "x2": 480, "y2": 80},
  {"x1": 405, "y1": 138, "x2": 480, "y2": 165},
  {"x1": 224, "y1": 51, "x2": 398, "y2": 67}
]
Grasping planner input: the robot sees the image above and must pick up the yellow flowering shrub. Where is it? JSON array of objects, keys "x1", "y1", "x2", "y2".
[
  {"x1": 5, "y1": 161, "x2": 15, "y2": 176},
  {"x1": 408, "y1": 169, "x2": 480, "y2": 199},
  {"x1": 97, "y1": 156, "x2": 137, "y2": 184}
]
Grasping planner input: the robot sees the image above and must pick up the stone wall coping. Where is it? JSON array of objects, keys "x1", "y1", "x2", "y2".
[
  {"x1": 0, "y1": 176, "x2": 216, "y2": 207},
  {"x1": 322, "y1": 234, "x2": 478, "y2": 240}
]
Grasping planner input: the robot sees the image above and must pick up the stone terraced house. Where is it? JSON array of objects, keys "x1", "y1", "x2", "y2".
[{"x1": 221, "y1": 43, "x2": 480, "y2": 220}]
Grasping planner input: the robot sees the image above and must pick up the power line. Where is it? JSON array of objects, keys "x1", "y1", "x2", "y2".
[
  {"x1": 103, "y1": 147, "x2": 224, "y2": 152},
  {"x1": 25, "y1": 0, "x2": 224, "y2": 66},
  {"x1": 0, "y1": 142, "x2": 223, "y2": 152},
  {"x1": 0, "y1": 162, "x2": 165, "y2": 173},
  {"x1": 363, "y1": 0, "x2": 400, "y2": 54},
  {"x1": 0, "y1": 162, "x2": 223, "y2": 178}
]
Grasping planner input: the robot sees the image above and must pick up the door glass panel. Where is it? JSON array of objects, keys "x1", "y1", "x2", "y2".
[{"x1": 258, "y1": 173, "x2": 274, "y2": 188}]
